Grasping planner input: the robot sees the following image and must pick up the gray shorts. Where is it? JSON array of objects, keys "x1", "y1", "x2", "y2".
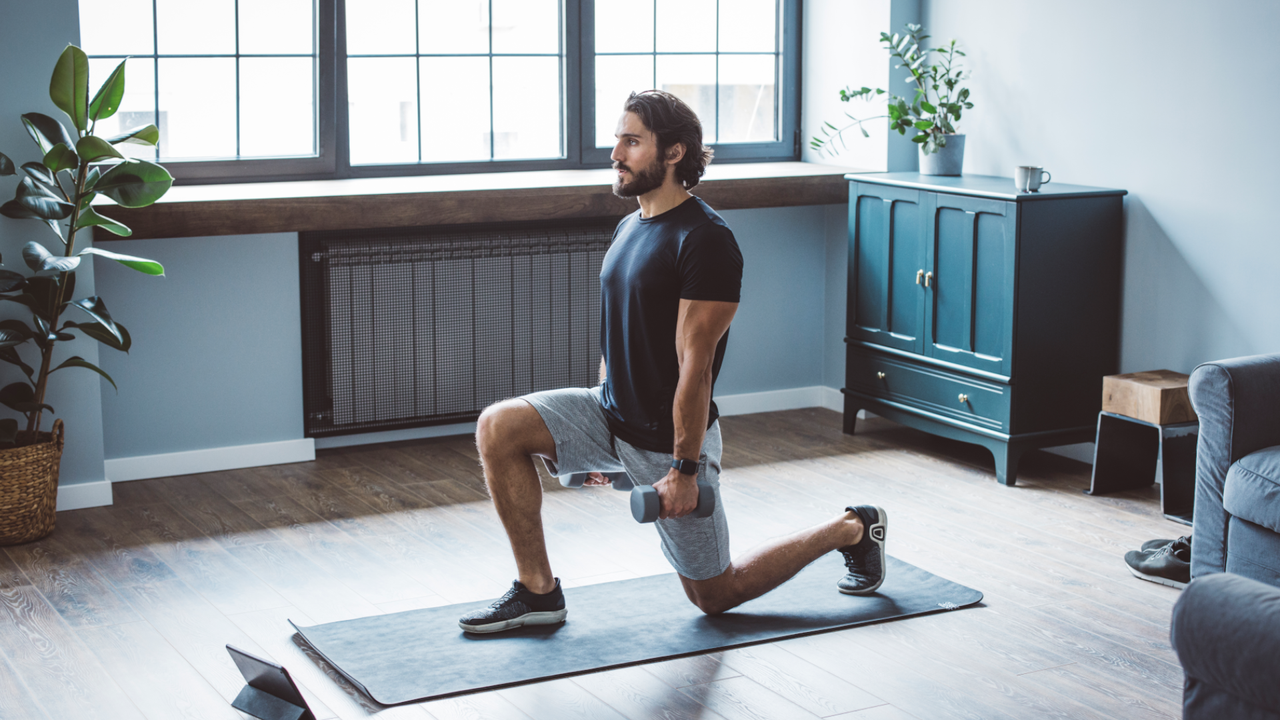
[{"x1": 522, "y1": 386, "x2": 731, "y2": 581}]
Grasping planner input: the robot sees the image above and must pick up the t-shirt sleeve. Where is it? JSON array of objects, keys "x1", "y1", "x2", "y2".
[{"x1": 677, "y1": 223, "x2": 743, "y2": 302}]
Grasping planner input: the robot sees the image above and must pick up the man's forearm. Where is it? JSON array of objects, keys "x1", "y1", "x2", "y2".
[
  {"x1": 672, "y1": 356, "x2": 713, "y2": 463},
  {"x1": 599, "y1": 357, "x2": 607, "y2": 384}
]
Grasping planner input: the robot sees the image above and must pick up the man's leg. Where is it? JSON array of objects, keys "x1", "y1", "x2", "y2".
[
  {"x1": 474, "y1": 398, "x2": 558, "y2": 594},
  {"x1": 680, "y1": 510, "x2": 864, "y2": 615}
]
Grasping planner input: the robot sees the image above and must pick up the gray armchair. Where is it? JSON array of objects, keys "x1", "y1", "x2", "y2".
[{"x1": 1189, "y1": 353, "x2": 1280, "y2": 583}]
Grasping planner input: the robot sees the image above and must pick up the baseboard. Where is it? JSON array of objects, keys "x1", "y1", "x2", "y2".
[
  {"x1": 314, "y1": 422, "x2": 477, "y2": 449},
  {"x1": 1044, "y1": 442, "x2": 1096, "y2": 465},
  {"x1": 57, "y1": 479, "x2": 113, "y2": 511},
  {"x1": 105, "y1": 438, "x2": 316, "y2": 483},
  {"x1": 716, "y1": 386, "x2": 835, "y2": 416}
]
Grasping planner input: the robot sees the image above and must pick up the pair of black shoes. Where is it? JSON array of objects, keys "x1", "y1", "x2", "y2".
[
  {"x1": 459, "y1": 505, "x2": 889, "y2": 634},
  {"x1": 1124, "y1": 536, "x2": 1191, "y2": 589}
]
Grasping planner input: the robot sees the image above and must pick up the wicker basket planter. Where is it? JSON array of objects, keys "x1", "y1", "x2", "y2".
[{"x1": 0, "y1": 419, "x2": 64, "y2": 546}]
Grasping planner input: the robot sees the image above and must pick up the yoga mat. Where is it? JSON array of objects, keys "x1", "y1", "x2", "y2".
[{"x1": 292, "y1": 554, "x2": 982, "y2": 705}]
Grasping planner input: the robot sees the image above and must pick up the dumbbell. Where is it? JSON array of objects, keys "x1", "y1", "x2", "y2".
[
  {"x1": 630, "y1": 481, "x2": 716, "y2": 524},
  {"x1": 559, "y1": 472, "x2": 633, "y2": 491}
]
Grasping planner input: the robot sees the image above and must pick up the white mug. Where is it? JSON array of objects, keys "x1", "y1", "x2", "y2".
[{"x1": 1015, "y1": 166, "x2": 1051, "y2": 192}]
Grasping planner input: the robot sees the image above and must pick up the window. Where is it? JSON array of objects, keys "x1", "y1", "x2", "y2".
[{"x1": 77, "y1": 0, "x2": 797, "y2": 183}]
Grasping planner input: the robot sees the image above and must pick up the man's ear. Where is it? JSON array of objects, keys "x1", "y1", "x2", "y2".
[{"x1": 665, "y1": 142, "x2": 686, "y2": 165}]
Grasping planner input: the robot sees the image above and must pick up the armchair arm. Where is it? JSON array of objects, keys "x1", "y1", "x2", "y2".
[
  {"x1": 1190, "y1": 353, "x2": 1280, "y2": 576},
  {"x1": 1172, "y1": 573, "x2": 1280, "y2": 715}
]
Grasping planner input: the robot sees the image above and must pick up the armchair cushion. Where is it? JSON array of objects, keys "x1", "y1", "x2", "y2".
[
  {"x1": 1190, "y1": 353, "x2": 1280, "y2": 577},
  {"x1": 1224, "y1": 446, "x2": 1280, "y2": 533}
]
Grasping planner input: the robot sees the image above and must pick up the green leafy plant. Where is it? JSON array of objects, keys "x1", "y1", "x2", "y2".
[
  {"x1": 0, "y1": 45, "x2": 170, "y2": 448},
  {"x1": 812, "y1": 23, "x2": 974, "y2": 156}
]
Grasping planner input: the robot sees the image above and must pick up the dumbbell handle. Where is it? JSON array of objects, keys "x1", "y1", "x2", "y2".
[{"x1": 631, "y1": 481, "x2": 715, "y2": 523}]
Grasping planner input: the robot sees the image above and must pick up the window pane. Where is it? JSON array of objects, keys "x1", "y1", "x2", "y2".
[
  {"x1": 240, "y1": 0, "x2": 314, "y2": 55},
  {"x1": 348, "y1": 58, "x2": 419, "y2": 165},
  {"x1": 656, "y1": 54, "x2": 716, "y2": 143},
  {"x1": 595, "y1": 55, "x2": 653, "y2": 147},
  {"x1": 655, "y1": 0, "x2": 714, "y2": 53},
  {"x1": 419, "y1": 0, "x2": 488, "y2": 54},
  {"x1": 595, "y1": 0, "x2": 653, "y2": 54},
  {"x1": 492, "y1": 57, "x2": 560, "y2": 159},
  {"x1": 89, "y1": 58, "x2": 157, "y2": 161},
  {"x1": 79, "y1": 0, "x2": 154, "y2": 56},
  {"x1": 346, "y1": 0, "x2": 416, "y2": 55},
  {"x1": 718, "y1": 54, "x2": 775, "y2": 143},
  {"x1": 240, "y1": 58, "x2": 315, "y2": 157},
  {"x1": 156, "y1": 0, "x2": 235, "y2": 55},
  {"x1": 157, "y1": 58, "x2": 236, "y2": 159},
  {"x1": 419, "y1": 57, "x2": 489, "y2": 162},
  {"x1": 719, "y1": 0, "x2": 776, "y2": 53},
  {"x1": 492, "y1": 0, "x2": 559, "y2": 55}
]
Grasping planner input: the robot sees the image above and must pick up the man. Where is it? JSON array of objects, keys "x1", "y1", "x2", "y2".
[{"x1": 461, "y1": 90, "x2": 888, "y2": 633}]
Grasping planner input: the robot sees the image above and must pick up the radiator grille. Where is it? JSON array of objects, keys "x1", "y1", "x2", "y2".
[{"x1": 300, "y1": 219, "x2": 617, "y2": 438}]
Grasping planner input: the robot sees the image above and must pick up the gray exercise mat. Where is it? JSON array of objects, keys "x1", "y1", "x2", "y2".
[{"x1": 291, "y1": 554, "x2": 981, "y2": 705}]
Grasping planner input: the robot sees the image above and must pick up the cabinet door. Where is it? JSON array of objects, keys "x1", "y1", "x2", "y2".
[
  {"x1": 848, "y1": 183, "x2": 927, "y2": 353},
  {"x1": 925, "y1": 194, "x2": 1016, "y2": 376}
]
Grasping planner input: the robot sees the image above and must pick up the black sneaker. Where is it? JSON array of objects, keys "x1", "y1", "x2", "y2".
[
  {"x1": 837, "y1": 506, "x2": 888, "y2": 595},
  {"x1": 458, "y1": 579, "x2": 567, "y2": 634},
  {"x1": 1140, "y1": 538, "x2": 1176, "y2": 552},
  {"x1": 1124, "y1": 537, "x2": 1191, "y2": 589}
]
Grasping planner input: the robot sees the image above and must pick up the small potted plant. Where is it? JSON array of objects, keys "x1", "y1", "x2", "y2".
[
  {"x1": 0, "y1": 44, "x2": 170, "y2": 545},
  {"x1": 812, "y1": 23, "x2": 974, "y2": 176}
]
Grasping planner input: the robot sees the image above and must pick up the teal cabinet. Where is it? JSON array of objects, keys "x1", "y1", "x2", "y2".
[{"x1": 844, "y1": 173, "x2": 1126, "y2": 485}]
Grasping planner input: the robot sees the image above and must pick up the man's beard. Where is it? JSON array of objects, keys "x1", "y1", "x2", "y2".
[{"x1": 612, "y1": 156, "x2": 666, "y2": 198}]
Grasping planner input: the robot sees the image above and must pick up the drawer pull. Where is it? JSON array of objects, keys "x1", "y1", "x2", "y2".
[
  {"x1": 915, "y1": 269, "x2": 924, "y2": 285},
  {"x1": 958, "y1": 393, "x2": 969, "y2": 404},
  {"x1": 876, "y1": 372, "x2": 886, "y2": 380},
  {"x1": 925, "y1": 271, "x2": 933, "y2": 288}
]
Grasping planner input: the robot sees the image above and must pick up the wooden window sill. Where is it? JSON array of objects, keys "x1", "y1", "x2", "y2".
[{"x1": 95, "y1": 162, "x2": 868, "y2": 241}]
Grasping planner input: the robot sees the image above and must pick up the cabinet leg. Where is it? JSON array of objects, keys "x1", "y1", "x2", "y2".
[
  {"x1": 993, "y1": 444, "x2": 1025, "y2": 487},
  {"x1": 842, "y1": 395, "x2": 861, "y2": 436}
]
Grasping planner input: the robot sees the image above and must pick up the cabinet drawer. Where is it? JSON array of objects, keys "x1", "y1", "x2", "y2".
[{"x1": 846, "y1": 347, "x2": 1010, "y2": 431}]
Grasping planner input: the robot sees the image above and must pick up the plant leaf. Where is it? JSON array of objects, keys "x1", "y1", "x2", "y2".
[
  {"x1": 74, "y1": 206, "x2": 133, "y2": 237},
  {"x1": 75, "y1": 136, "x2": 123, "y2": 162},
  {"x1": 107, "y1": 124, "x2": 160, "y2": 146},
  {"x1": 0, "y1": 382, "x2": 51, "y2": 415},
  {"x1": 920, "y1": 100, "x2": 937, "y2": 114},
  {"x1": 21, "y1": 162, "x2": 58, "y2": 190},
  {"x1": 50, "y1": 45, "x2": 91, "y2": 132},
  {"x1": 68, "y1": 296, "x2": 122, "y2": 344},
  {"x1": 22, "y1": 113, "x2": 75, "y2": 156},
  {"x1": 7, "y1": 178, "x2": 74, "y2": 221},
  {"x1": 89, "y1": 59, "x2": 127, "y2": 122},
  {"x1": 65, "y1": 320, "x2": 130, "y2": 352},
  {"x1": 0, "y1": 347, "x2": 36, "y2": 379},
  {"x1": 0, "y1": 152, "x2": 13, "y2": 176},
  {"x1": 52, "y1": 355, "x2": 117, "y2": 391},
  {"x1": 94, "y1": 160, "x2": 172, "y2": 208},
  {"x1": 79, "y1": 247, "x2": 161, "y2": 274},
  {"x1": 22, "y1": 241, "x2": 81, "y2": 273},
  {"x1": 0, "y1": 328, "x2": 26, "y2": 349},
  {"x1": 0, "y1": 269, "x2": 26, "y2": 293},
  {"x1": 43, "y1": 143, "x2": 79, "y2": 173}
]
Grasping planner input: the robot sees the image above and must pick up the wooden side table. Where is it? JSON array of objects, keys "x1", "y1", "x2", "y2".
[{"x1": 1085, "y1": 370, "x2": 1199, "y2": 525}]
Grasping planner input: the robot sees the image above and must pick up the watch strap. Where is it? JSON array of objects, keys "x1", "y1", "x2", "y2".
[{"x1": 671, "y1": 458, "x2": 699, "y2": 476}]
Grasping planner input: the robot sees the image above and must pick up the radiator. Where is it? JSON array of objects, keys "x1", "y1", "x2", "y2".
[{"x1": 300, "y1": 218, "x2": 617, "y2": 438}]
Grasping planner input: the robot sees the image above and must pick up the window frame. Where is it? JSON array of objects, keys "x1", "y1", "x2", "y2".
[{"x1": 146, "y1": 0, "x2": 798, "y2": 185}]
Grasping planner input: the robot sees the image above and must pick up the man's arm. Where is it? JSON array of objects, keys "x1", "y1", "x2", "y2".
[
  {"x1": 654, "y1": 298, "x2": 738, "y2": 519},
  {"x1": 599, "y1": 357, "x2": 607, "y2": 384}
]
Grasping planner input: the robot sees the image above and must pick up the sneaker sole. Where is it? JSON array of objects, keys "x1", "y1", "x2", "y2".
[
  {"x1": 840, "y1": 506, "x2": 888, "y2": 596},
  {"x1": 1125, "y1": 563, "x2": 1187, "y2": 590},
  {"x1": 458, "y1": 608, "x2": 568, "y2": 634}
]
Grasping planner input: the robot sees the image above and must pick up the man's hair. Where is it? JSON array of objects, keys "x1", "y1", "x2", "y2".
[{"x1": 623, "y1": 90, "x2": 714, "y2": 189}]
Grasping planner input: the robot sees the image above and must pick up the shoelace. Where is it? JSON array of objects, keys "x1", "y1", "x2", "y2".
[
  {"x1": 489, "y1": 586, "x2": 520, "y2": 609},
  {"x1": 1149, "y1": 538, "x2": 1191, "y2": 562},
  {"x1": 842, "y1": 547, "x2": 865, "y2": 574}
]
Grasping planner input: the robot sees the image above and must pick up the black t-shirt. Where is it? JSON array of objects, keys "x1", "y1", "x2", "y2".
[{"x1": 598, "y1": 196, "x2": 744, "y2": 453}]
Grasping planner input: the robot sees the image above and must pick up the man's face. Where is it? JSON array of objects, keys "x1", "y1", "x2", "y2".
[{"x1": 611, "y1": 111, "x2": 668, "y2": 199}]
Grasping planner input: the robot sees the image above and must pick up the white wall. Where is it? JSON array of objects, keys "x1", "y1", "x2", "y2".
[{"x1": 922, "y1": 0, "x2": 1278, "y2": 368}]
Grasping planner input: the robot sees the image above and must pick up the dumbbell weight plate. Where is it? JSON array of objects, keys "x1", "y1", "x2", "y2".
[{"x1": 631, "y1": 482, "x2": 715, "y2": 523}]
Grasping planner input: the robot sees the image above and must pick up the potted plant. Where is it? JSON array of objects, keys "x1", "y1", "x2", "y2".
[
  {"x1": 812, "y1": 23, "x2": 974, "y2": 176},
  {"x1": 0, "y1": 44, "x2": 170, "y2": 545}
]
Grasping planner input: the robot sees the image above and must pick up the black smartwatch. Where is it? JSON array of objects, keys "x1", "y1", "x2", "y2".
[{"x1": 671, "y1": 458, "x2": 699, "y2": 476}]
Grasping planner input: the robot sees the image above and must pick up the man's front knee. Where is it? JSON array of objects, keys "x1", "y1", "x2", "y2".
[
  {"x1": 475, "y1": 400, "x2": 550, "y2": 459},
  {"x1": 682, "y1": 575, "x2": 736, "y2": 615}
]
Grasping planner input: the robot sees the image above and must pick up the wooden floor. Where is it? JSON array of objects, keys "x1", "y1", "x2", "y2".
[{"x1": 0, "y1": 409, "x2": 1186, "y2": 720}]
